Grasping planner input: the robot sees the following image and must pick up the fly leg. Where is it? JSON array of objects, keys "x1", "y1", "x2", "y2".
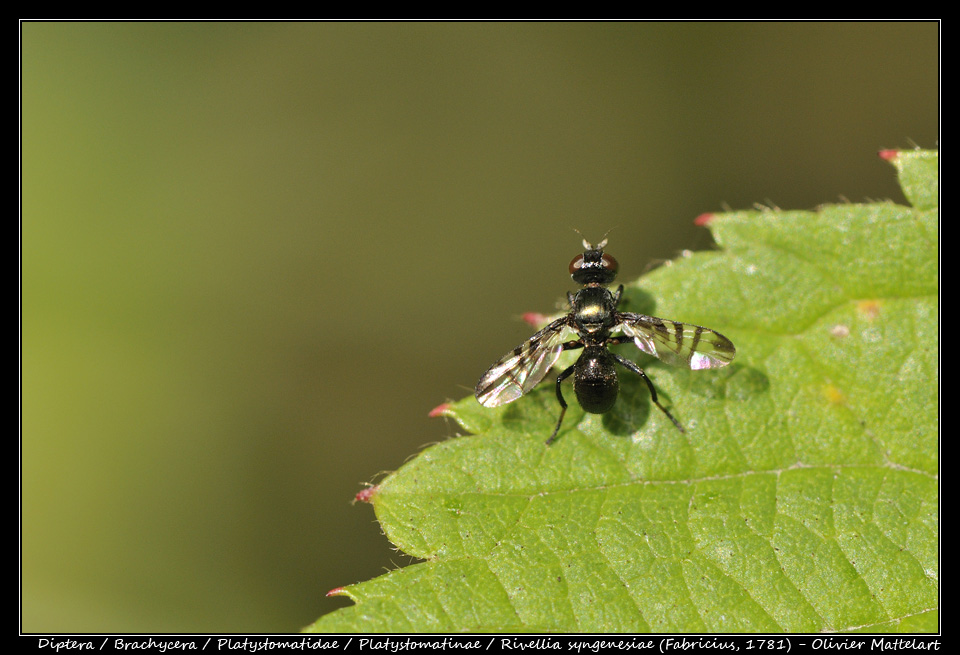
[
  {"x1": 544, "y1": 339, "x2": 584, "y2": 446},
  {"x1": 611, "y1": 284, "x2": 624, "y2": 307},
  {"x1": 546, "y1": 365, "x2": 576, "y2": 445},
  {"x1": 611, "y1": 353, "x2": 685, "y2": 433}
]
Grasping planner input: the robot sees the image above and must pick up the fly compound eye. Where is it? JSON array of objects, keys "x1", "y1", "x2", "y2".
[
  {"x1": 601, "y1": 253, "x2": 619, "y2": 273},
  {"x1": 568, "y1": 254, "x2": 585, "y2": 275}
]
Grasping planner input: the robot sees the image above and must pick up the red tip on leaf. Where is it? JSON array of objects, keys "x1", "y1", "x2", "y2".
[
  {"x1": 355, "y1": 486, "x2": 378, "y2": 503},
  {"x1": 878, "y1": 149, "x2": 900, "y2": 162},
  {"x1": 694, "y1": 213, "x2": 715, "y2": 226},
  {"x1": 522, "y1": 312, "x2": 548, "y2": 327},
  {"x1": 428, "y1": 402, "x2": 452, "y2": 418},
  {"x1": 326, "y1": 587, "x2": 348, "y2": 597}
]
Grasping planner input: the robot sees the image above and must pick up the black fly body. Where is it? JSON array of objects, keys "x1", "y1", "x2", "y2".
[{"x1": 475, "y1": 239, "x2": 736, "y2": 445}]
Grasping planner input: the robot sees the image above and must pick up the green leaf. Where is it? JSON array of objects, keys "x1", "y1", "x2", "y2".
[{"x1": 306, "y1": 150, "x2": 938, "y2": 633}]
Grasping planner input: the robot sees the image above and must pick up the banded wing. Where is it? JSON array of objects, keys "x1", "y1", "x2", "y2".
[
  {"x1": 618, "y1": 313, "x2": 736, "y2": 370},
  {"x1": 475, "y1": 317, "x2": 572, "y2": 407}
]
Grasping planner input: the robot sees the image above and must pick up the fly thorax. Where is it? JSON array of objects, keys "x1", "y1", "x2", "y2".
[{"x1": 572, "y1": 286, "x2": 617, "y2": 334}]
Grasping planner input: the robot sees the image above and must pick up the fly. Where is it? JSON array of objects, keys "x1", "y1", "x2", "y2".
[{"x1": 475, "y1": 238, "x2": 736, "y2": 445}]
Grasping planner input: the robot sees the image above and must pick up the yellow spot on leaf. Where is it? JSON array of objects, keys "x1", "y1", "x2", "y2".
[
  {"x1": 857, "y1": 300, "x2": 881, "y2": 320},
  {"x1": 822, "y1": 384, "x2": 846, "y2": 406}
]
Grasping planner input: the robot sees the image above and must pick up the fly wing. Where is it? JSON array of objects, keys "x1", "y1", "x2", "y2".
[
  {"x1": 618, "y1": 312, "x2": 735, "y2": 370},
  {"x1": 475, "y1": 317, "x2": 573, "y2": 407}
]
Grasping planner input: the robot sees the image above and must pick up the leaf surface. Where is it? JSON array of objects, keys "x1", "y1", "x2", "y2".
[{"x1": 307, "y1": 150, "x2": 938, "y2": 633}]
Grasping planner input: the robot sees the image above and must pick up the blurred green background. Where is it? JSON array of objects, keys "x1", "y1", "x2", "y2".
[{"x1": 21, "y1": 22, "x2": 938, "y2": 633}]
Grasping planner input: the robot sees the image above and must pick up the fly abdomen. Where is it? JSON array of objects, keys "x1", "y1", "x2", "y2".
[{"x1": 574, "y1": 346, "x2": 619, "y2": 414}]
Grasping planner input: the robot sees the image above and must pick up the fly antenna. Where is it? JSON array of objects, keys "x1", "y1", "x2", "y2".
[
  {"x1": 597, "y1": 226, "x2": 617, "y2": 249},
  {"x1": 573, "y1": 227, "x2": 616, "y2": 251},
  {"x1": 572, "y1": 227, "x2": 590, "y2": 250}
]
